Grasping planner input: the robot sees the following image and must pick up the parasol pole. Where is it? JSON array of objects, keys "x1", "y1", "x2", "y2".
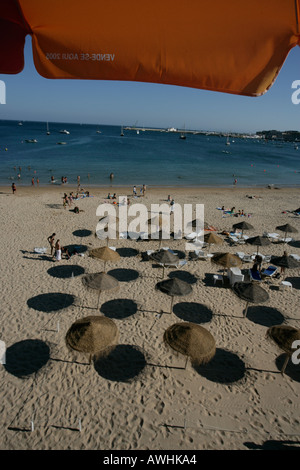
[
  {"x1": 170, "y1": 296, "x2": 174, "y2": 314},
  {"x1": 281, "y1": 353, "x2": 290, "y2": 375},
  {"x1": 243, "y1": 301, "x2": 249, "y2": 318},
  {"x1": 97, "y1": 290, "x2": 101, "y2": 310}
]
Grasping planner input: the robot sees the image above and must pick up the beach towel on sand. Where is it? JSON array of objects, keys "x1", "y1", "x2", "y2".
[{"x1": 34, "y1": 247, "x2": 47, "y2": 254}]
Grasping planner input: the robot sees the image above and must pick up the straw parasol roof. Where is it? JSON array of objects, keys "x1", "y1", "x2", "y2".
[
  {"x1": 156, "y1": 278, "x2": 192, "y2": 313},
  {"x1": 204, "y1": 232, "x2": 223, "y2": 244},
  {"x1": 204, "y1": 232, "x2": 223, "y2": 252},
  {"x1": 157, "y1": 277, "x2": 192, "y2": 296},
  {"x1": 151, "y1": 249, "x2": 179, "y2": 276},
  {"x1": 163, "y1": 322, "x2": 216, "y2": 367},
  {"x1": 89, "y1": 246, "x2": 120, "y2": 272},
  {"x1": 266, "y1": 324, "x2": 300, "y2": 374},
  {"x1": 151, "y1": 249, "x2": 178, "y2": 265},
  {"x1": 275, "y1": 223, "x2": 298, "y2": 237},
  {"x1": 211, "y1": 252, "x2": 242, "y2": 269},
  {"x1": 65, "y1": 315, "x2": 119, "y2": 363},
  {"x1": 271, "y1": 253, "x2": 299, "y2": 272},
  {"x1": 266, "y1": 325, "x2": 300, "y2": 355},
  {"x1": 82, "y1": 272, "x2": 119, "y2": 308},
  {"x1": 232, "y1": 281, "x2": 269, "y2": 317},
  {"x1": 246, "y1": 236, "x2": 271, "y2": 254},
  {"x1": 232, "y1": 221, "x2": 254, "y2": 235}
]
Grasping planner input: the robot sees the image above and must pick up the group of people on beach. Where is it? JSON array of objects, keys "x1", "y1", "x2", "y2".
[
  {"x1": 47, "y1": 233, "x2": 69, "y2": 261},
  {"x1": 133, "y1": 184, "x2": 146, "y2": 197},
  {"x1": 221, "y1": 206, "x2": 251, "y2": 217}
]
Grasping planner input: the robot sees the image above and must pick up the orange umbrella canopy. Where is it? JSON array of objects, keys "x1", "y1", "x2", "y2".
[{"x1": 1, "y1": 0, "x2": 299, "y2": 96}]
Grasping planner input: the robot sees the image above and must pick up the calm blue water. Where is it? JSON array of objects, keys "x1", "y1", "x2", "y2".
[{"x1": 0, "y1": 120, "x2": 299, "y2": 188}]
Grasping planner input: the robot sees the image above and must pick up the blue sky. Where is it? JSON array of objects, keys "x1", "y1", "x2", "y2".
[{"x1": 0, "y1": 36, "x2": 299, "y2": 133}]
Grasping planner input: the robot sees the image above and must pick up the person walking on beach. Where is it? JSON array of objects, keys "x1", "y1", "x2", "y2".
[
  {"x1": 47, "y1": 233, "x2": 56, "y2": 256},
  {"x1": 55, "y1": 239, "x2": 62, "y2": 261},
  {"x1": 142, "y1": 184, "x2": 146, "y2": 196},
  {"x1": 12, "y1": 182, "x2": 16, "y2": 194},
  {"x1": 31, "y1": 177, "x2": 34, "y2": 186},
  {"x1": 133, "y1": 186, "x2": 137, "y2": 196}
]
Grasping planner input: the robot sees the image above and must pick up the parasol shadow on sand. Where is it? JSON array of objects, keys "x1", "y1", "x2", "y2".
[
  {"x1": 245, "y1": 306, "x2": 285, "y2": 327},
  {"x1": 93, "y1": 344, "x2": 147, "y2": 382},
  {"x1": 100, "y1": 299, "x2": 138, "y2": 319},
  {"x1": 65, "y1": 315, "x2": 119, "y2": 364},
  {"x1": 107, "y1": 268, "x2": 139, "y2": 282},
  {"x1": 168, "y1": 270, "x2": 198, "y2": 284},
  {"x1": 27, "y1": 292, "x2": 76, "y2": 313},
  {"x1": 72, "y1": 229, "x2": 93, "y2": 238},
  {"x1": 266, "y1": 325, "x2": 300, "y2": 375},
  {"x1": 116, "y1": 247, "x2": 139, "y2": 258},
  {"x1": 232, "y1": 281, "x2": 269, "y2": 318},
  {"x1": 4, "y1": 339, "x2": 50, "y2": 378},
  {"x1": 173, "y1": 302, "x2": 213, "y2": 324},
  {"x1": 193, "y1": 348, "x2": 246, "y2": 384},
  {"x1": 156, "y1": 278, "x2": 192, "y2": 315},
  {"x1": 82, "y1": 272, "x2": 119, "y2": 309},
  {"x1": 163, "y1": 322, "x2": 216, "y2": 370},
  {"x1": 47, "y1": 264, "x2": 85, "y2": 279}
]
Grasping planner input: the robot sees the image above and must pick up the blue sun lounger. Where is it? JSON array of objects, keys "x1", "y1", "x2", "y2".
[{"x1": 262, "y1": 265, "x2": 278, "y2": 278}]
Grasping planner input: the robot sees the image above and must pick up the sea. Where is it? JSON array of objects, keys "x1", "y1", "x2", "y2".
[{"x1": 0, "y1": 119, "x2": 299, "y2": 189}]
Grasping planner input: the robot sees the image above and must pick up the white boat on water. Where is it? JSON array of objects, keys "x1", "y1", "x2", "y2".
[
  {"x1": 25, "y1": 139, "x2": 38, "y2": 143},
  {"x1": 60, "y1": 129, "x2": 70, "y2": 134},
  {"x1": 46, "y1": 122, "x2": 50, "y2": 135}
]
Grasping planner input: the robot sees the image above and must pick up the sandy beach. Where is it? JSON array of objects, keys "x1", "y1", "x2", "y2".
[{"x1": 0, "y1": 183, "x2": 300, "y2": 451}]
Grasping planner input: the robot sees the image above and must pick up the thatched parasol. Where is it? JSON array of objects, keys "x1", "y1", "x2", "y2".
[
  {"x1": 151, "y1": 249, "x2": 179, "y2": 277},
  {"x1": 156, "y1": 278, "x2": 192, "y2": 313},
  {"x1": 232, "y1": 221, "x2": 254, "y2": 235},
  {"x1": 246, "y1": 235, "x2": 271, "y2": 254},
  {"x1": 271, "y1": 253, "x2": 299, "y2": 279},
  {"x1": 65, "y1": 315, "x2": 119, "y2": 364},
  {"x1": 275, "y1": 223, "x2": 298, "y2": 241},
  {"x1": 211, "y1": 252, "x2": 242, "y2": 280},
  {"x1": 204, "y1": 232, "x2": 223, "y2": 252},
  {"x1": 82, "y1": 272, "x2": 119, "y2": 309},
  {"x1": 232, "y1": 281, "x2": 269, "y2": 317},
  {"x1": 89, "y1": 246, "x2": 120, "y2": 272},
  {"x1": 266, "y1": 325, "x2": 300, "y2": 374},
  {"x1": 164, "y1": 322, "x2": 216, "y2": 368}
]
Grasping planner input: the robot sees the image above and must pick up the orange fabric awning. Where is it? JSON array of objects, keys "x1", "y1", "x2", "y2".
[{"x1": 0, "y1": 0, "x2": 299, "y2": 96}]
